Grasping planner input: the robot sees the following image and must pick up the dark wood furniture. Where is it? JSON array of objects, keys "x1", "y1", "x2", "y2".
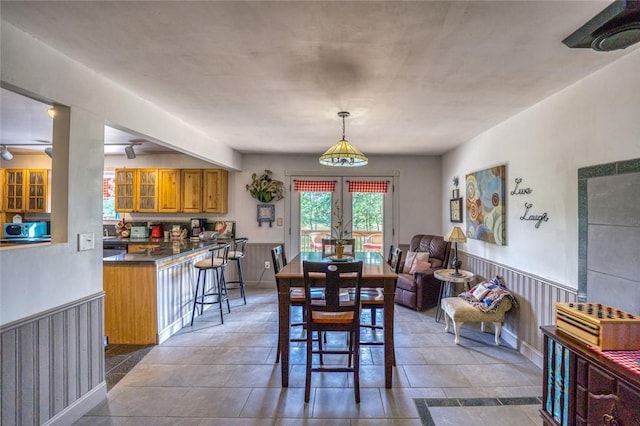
[
  {"x1": 358, "y1": 246, "x2": 402, "y2": 364},
  {"x1": 302, "y1": 260, "x2": 363, "y2": 403},
  {"x1": 276, "y1": 251, "x2": 398, "y2": 388},
  {"x1": 540, "y1": 325, "x2": 640, "y2": 426}
]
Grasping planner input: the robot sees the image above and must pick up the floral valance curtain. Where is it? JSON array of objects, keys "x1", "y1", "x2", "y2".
[
  {"x1": 294, "y1": 180, "x2": 336, "y2": 192},
  {"x1": 347, "y1": 180, "x2": 389, "y2": 193}
]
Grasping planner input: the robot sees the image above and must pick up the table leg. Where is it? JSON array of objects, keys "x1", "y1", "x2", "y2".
[
  {"x1": 435, "y1": 280, "x2": 447, "y2": 323},
  {"x1": 383, "y1": 278, "x2": 395, "y2": 388},
  {"x1": 278, "y1": 284, "x2": 290, "y2": 387}
]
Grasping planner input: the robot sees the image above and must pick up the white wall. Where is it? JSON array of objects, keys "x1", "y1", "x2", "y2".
[
  {"x1": 104, "y1": 153, "x2": 443, "y2": 246},
  {"x1": 0, "y1": 22, "x2": 238, "y2": 325},
  {"x1": 442, "y1": 49, "x2": 640, "y2": 290},
  {"x1": 1, "y1": 108, "x2": 104, "y2": 324},
  {"x1": 236, "y1": 154, "x2": 442, "y2": 245}
]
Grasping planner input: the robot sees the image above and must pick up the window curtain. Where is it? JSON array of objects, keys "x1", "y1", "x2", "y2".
[
  {"x1": 347, "y1": 180, "x2": 389, "y2": 193},
  {"x1": 294, "y1": 180, "x2": 336, "y2": 192}
]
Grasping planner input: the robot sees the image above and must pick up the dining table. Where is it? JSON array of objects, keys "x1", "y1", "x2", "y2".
[{"x1": 275, "y1": 250, "x2": 398, "y2": 388}]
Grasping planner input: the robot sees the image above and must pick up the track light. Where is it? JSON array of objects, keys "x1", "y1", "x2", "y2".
[
  {"x1": 124, "y1": 145, "x2": 136, "y2": 159},
  {"x1": 44, "y1": 147, "x2": 53, "y2": 158},
  {"x1": 0, "y1": 145, "x2": 13, "y2": 161}
]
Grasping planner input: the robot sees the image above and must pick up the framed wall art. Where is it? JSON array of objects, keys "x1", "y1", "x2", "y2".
[
  {"x1": 450, "y1": 198, "x2": 463, "y2": 222},
  {"x1": 465, "y1": 165, "x2": 506, "y2": 245},
  {"x1": 257, "y1": 203, "x2": 275, "y2": 227}
]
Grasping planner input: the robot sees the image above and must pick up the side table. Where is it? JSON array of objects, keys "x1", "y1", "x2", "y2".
[{"x1": 433, "y1": 269, "x2": 475, "y2": 322}]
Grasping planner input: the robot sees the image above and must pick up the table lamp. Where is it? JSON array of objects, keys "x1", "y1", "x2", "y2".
[{"x1": 444, "y1": 226, "x2": 467, "y2": 277}]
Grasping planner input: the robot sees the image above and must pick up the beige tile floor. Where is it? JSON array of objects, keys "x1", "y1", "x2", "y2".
[{"x1": 77, "y1": 283, "x2": 543, "y2": 425}]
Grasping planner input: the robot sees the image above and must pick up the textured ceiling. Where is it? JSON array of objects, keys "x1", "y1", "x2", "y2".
[{"x1": 1, "y1": 1, "x2": 637, "y2": 157}]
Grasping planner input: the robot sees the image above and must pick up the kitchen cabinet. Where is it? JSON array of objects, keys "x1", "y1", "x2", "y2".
[
  {"x1": 115, "y1": 168, "x2": 228, "y2": 214},
  {"x1": 158, "y1": 169, "x2": 181, "y2": 213},
  {"x1": 2, "y1": 169, "x2": 48, "y2": 213},
  {"x1": 540, "y1": 326, "x2": 640, "y2": 426},
  {"x1": 181, "y1": 169, "x2": 203, "y2": 213},
  {"x1": 203, "y1": 169, "x2": 228, "y2": 213},
  {"x1": 115, "y1": 168, "x2": 158, "y2": 212}
]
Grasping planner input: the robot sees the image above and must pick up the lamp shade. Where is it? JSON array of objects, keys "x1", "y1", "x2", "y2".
[
  {"x1": 319, "y1": 139, "x2": 368, "y2": 167},
  {"x1": 444, "y1": 226, "x2": 467, "y2": 243},
  {"x1": 319, "y1": 111, "x2": 368, "y2": 167}
]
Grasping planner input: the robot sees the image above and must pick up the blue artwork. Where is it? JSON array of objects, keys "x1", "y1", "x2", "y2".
[{"x1": 465, "y1": 165, "x2": 506, "y2": 245}]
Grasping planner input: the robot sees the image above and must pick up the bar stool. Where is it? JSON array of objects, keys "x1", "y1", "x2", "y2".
[
  {"x1": 190, "y1": 242, "x2": 230, "y2": 325},
  {"x1": 226, "y1": 237, "x2": 248, "y2": 304}
]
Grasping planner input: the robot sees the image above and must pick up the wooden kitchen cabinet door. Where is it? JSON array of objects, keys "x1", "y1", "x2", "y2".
[
  {"x1": 158, "y1": 169, "x2": 181, "y2": 213},
  {"x1": 115, "y1": 168, "x2": 158, "y2": 212},
  {"x1": 3, "y1": 169, "x2": 48, "y2": 213},
  {"x1": 136, "y1": 169, "x2": 158, "y2": 212},
  {"x1": 202, "y1": 169, "x2": 228, "y2": 213},
  {"x1": 115, "y1": 169, "x2": 136, "y2": 212},
  {"x1": 181, "y1": 169, "x2": 203, "y2": 213}
]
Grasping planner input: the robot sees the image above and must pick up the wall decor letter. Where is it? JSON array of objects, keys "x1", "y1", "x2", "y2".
[
  {"x1": 520, "y1": 202, "x2": 549, "y2": 228},
  {"x1": 510, "y1": 178, "x2": 533, "y2": 196}
]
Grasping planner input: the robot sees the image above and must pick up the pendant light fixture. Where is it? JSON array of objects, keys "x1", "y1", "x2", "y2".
[{"x1": 319, "y1": 111, "x2": 368, "y2": 167}]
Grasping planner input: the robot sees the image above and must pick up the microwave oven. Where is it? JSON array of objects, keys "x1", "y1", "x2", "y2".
[{"x1": 3, "y1": 222, "x2": 48, "y2": 239}]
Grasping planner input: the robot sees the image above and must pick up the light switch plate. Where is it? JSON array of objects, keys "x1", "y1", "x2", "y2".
[
  {"x1": 78, "y1": 232, "x2": 95, "y2": 251},
  {"x1": 276, "y1": 217, "x2": 283, "y2": 226}
]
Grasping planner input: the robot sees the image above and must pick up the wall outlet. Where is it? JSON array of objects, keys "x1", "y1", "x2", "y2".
[{"x1": 264, "y1": 261, "x2": 271, "y2": 269}]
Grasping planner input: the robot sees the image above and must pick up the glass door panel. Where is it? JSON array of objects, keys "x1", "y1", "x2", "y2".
[
  {"x1": 288, "y1": 175, "x2": 394, "y2": 258},
  {"x1": 300, "y1": 191, "x2": 332, "y2": 252},
  {"x1": 351, "y1": 191, "x2": 384, "y2": 255}
]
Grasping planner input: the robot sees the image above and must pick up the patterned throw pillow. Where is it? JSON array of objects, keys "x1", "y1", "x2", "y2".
[
  {"x1": 403, "y1": 252, "x2": 430, "y2": 274},
  {"x1": 402, "y1": 252, "x2": 417, "y2": 274},
  {"x1": 409, "y1": 253, "x2": 432, "y2": 274}
]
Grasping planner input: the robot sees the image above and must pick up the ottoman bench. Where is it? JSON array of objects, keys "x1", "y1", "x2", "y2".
[{"x1": 440, "y1": 276, "x2": 517, "y2": 345}]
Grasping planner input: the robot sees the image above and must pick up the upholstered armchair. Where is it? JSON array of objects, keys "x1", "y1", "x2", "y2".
[{"x1": 394, "y1": 234, "x2": 451, "y2": 311}]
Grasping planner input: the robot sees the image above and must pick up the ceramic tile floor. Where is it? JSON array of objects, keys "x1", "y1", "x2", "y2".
[{"x1": 77, "y1": 283, "x2": 543, "y2": 425}]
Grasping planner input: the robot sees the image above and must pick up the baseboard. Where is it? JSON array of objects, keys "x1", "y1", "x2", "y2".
[
  {"x1": 501, "y1": 327, "x2": 543, "y2": 369},
  {"x1": 43, "y1": 382, "x2": 106, "y2": 426},
  {"x1": 520, "y1": 340, "x2": 544, "y2": 369}
]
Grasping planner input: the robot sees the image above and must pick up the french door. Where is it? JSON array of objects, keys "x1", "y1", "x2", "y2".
[{"x1": 286, "y1": 175, "x2": 396, "y2": 258}]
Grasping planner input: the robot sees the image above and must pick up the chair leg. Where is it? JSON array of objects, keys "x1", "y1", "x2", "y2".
[
  {"x1": 237, "y1": 259, "x2": 246, "y2": 304},
  {"x1": 304, "y1": 327, "x2": 313, "y2": 403},
  {"x1": 215, "y1": 268, "x2": 224, "y2": 324},
  {"x1": 353, "y1": 329, "x2": 360, "y2": 403},
  {"x1": 493, "y1": 322, "x2": 502, "y2": 345},
  {"x1": 190, "y1": 269, "x2": 203, "y2": 326},
  {"x1": 453, "y1": 321, "x2": 463, "y2": 345}
]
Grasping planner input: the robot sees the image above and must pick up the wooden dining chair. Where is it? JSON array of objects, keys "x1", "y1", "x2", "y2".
[
  {"x1": 271, "y1": 245, "x2": 322, "y2": 363},
  {"x1": 303, "y1": 260, "x2": 363, "y2": 403},
  {"x1": 356, "y1": 245, "x2": 402, "y2": 365},
  {"x1": 321, "y1": 238, "x2": 356, "y2": 258}
]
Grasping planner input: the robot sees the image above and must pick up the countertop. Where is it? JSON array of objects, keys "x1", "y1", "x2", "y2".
[{"x1": 103, "y1": 238, "x2": 223, "y2": 264}]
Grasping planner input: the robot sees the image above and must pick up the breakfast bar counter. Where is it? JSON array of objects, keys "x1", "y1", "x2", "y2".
[{"x1": 103, "y1": 239, "x2": 221, "y2": 345}]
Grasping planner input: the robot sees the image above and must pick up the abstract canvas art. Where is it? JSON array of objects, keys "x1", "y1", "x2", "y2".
[{"x1": 465, "y1": 165, "x2": 506, "y2": 245}]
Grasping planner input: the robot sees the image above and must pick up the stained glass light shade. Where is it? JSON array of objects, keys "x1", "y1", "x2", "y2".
[{"x1": 319, "y1": 139, "x2": 368, "y2": 167}]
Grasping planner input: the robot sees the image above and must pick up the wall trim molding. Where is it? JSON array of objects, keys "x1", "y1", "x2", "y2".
[
  {"x1": 0, "y1": 291, "x2": 105, "y2": 331},
  {"x1": 464, "y1": 252, "x2": 576, "y2": 294}
]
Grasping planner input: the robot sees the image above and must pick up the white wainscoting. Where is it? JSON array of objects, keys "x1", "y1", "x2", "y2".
[
  {"x1": 0, "y1": 293, "x2": 105, "y2": 426},
  {"x1": 460, "y1": 252, "x2": 578, "y2": 367}
]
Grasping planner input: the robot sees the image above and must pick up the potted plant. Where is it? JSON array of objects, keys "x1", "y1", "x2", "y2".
[
  {"x1": 245, "y1": 169, "x2": 284, "y2": 203},
  {"x1": 331, "y1": 200, "x2": 352, "y2": 258}
]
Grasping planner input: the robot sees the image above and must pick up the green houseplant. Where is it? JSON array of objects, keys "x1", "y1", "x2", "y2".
[
  {"x1": 246, "y1": 169, "x2": 284, "y2": 203},
  {"x1": 331, "y1": 200, "x2": 352, "y2": 257}
]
